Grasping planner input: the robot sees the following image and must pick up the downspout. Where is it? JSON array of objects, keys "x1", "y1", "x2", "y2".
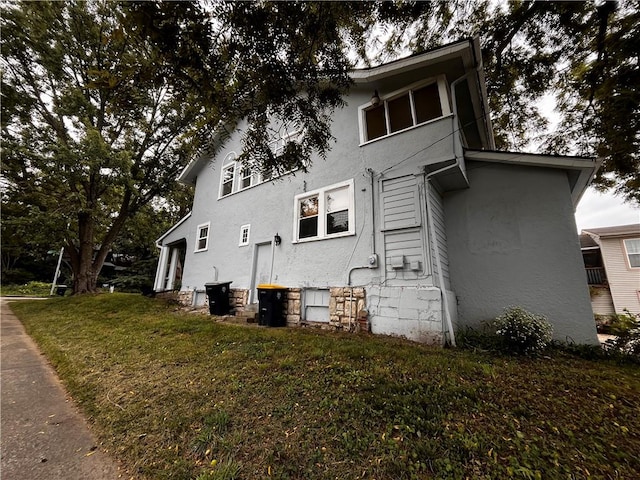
[
  {"x1": 424, "y1": 175, "x2": 456, "y2": 347},
  {"x1": 367, "y1": 168, "x2": 376, "y2": 255},
  {"x1": 269, "y1": 240, "x2": 276, "y2": 284},
  {"x1": 347, "y1": 168, "x2": 379, "y2": 286}
]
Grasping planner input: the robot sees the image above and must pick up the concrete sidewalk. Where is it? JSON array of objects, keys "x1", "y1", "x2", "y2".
[{"x1": 1, "y1": 298, "x2": 123, "y2": 480}]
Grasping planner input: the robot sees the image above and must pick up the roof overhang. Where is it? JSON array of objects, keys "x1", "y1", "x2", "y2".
[
  {"x1": 178, "y1": 121, "x2": 238, "y2": 185},
  {"x1": 464, "y1": 149, "x2": 601, "y2": 207},
  {"x1": 582, "y1": 224, "x2": 640, "y2": 239},
  {"x1": 155, "y1": 212, "x2": 192, "y2": 248},
  {"x1": 351, "y1": 39, "x2": 475, "y2": 83}
]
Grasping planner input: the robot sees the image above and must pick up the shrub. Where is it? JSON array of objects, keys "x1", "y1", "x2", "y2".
[
  {"x1": 0, "y1": 281, "x2": 53, "y2": 297},
  {"x1": 604, "y1": 309, "x2": 640, "y2": 361},
  {"x1": 492, "y1": 306, "x2": 553, "y2": 355}
]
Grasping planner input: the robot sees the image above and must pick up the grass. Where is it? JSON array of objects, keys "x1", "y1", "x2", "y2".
[{"x1": 9, "y1": 294, "x2": 640, "y2": 480}]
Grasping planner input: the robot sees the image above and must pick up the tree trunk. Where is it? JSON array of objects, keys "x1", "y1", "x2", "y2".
[
  {"x1": 69, "y1": 212, "x2": 100, "y2": 294},
  {"x1": 73, "y1": 265, "x2": 99, "y2": 294},
  {"x1": 68, "y1": 209, "x2": 130, "y2": 295}
]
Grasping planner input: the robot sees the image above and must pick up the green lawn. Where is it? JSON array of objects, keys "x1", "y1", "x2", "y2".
[{"x1": 10, "y1": 294, "x2": 640, "y2": 480}]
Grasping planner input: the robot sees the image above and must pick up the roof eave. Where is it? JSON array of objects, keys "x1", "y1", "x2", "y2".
[{"x1": 464, "y1": 149, "x2": 602, "y2": 207}]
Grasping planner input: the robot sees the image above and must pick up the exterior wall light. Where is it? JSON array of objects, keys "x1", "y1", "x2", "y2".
[
  {"x1": 371, "y1": 90, "x2": 380, "y2": 106},
  {"x1": 274, "y1": 233, "x2": 282, "y2": 246}
]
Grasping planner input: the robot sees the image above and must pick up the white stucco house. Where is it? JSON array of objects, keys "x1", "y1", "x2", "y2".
[{"x1": 154, "y1": 38, "x2": 599, "y2": 345}]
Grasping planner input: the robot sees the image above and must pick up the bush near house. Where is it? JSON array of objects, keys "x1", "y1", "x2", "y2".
[
  {"x1": 605, "y1": 310, "x2": 640, "y2": 359},
  {"x1": 491, "y1": 306, "x2": 554, "y2": 355},
  {"x1": 10, "y1": 295, "x2": 640, "y2": 480}
]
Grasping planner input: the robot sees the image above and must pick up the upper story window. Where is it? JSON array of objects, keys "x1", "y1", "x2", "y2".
[
  {"x1": 293, "y1": 179, "x2": 355, "y2": 243},
  {"x1": 359, "y1": 76, "x2": 450, "y2": 144},
  {"x1": 195, "y1": 222, "x2": 210, "y2": 252},
  {"x1": 623, "y1": 238, "x2": 640, "y2": 268},
  {"x1": 218, "y1": 130, "x2": 303, "y2": 199}
]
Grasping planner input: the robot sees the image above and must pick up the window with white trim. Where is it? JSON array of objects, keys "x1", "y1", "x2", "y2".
[
  {"x1": 239, "y1": 224, "x2": 251, "y2": 246},
  {"x1": 359, "y1": 77, "x2": 449, "y2": 143},
  {"x1": 218, "y1": 132, "x2": 303, "y2": 198},
  {"x1": 293, "y1": 179, "x2": 355, "y2": 242},
  {"x1": 623, "y1": 238, "x2": 640, "y2": 268},
  {"x1": 195, "y1": 222, "x2": 210, "y2": 252}
]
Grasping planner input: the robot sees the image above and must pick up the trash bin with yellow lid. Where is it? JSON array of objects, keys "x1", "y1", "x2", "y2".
[{"x1": 257, "y1": 284, "x2": 287, "y2": 327}]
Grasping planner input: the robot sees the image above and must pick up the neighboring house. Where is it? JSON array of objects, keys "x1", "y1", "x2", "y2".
[
  {"x1": 581, "y1": 224, "x2": 640, "y2": 317},
  {"x1": 154, "y1": 38, "x2": 599, "y2": 345}
]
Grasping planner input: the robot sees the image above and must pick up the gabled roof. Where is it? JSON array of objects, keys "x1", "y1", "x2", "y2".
[
  {"x1": 583, "y1": 224, "x2": 640, "y2": 238},
  {"x1": 579, "y1": 233, "x2": 600, "y2": 249},
  {"x1": 464, "y1": 149, "x2": 600, "y2": 207},
  {"x1": 155, "y1": 212, "x2": 192, "y2": 247}
]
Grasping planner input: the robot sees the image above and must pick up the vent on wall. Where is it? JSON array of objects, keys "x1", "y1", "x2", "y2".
[{"x1": 390, "y1": 255, "x2": 405, "y2": 269}]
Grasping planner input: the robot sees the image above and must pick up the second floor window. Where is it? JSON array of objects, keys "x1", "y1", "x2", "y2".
[
  {"x1": 360, "y1": 76, "x2": 449, "y2": 143},
  {"x1": 623, "y1": 238, "x2": 640, "y2": 268}
]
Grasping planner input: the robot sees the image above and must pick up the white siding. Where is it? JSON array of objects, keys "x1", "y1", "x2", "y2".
[
  {"x1": 600, "y1": 238, "x2": 640, "y2": 314},
  {"x1": 381, "y1": 176, "x2": 421, "y2": 230},
  {"x1": 590, "y1": 287, "x2": 615, "y2": 316},
  {"x1": 381, "y1": 176, "x2": 426, "y2": 282},
  {"x1": 428, "y1": 184, "x2": 450, "y2": 289}
]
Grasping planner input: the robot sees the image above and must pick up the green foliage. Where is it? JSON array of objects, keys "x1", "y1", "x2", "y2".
[
  {"x1": 1, "y1": 1, "x2": 207, "y2": 292},
  {"x1": 368, "y1": 1, "x2": 640, "y2": 204},
  {"x1": 195, "y1": 457, "x2": 241, "y2": 480},
  {"x1": 492, "y1": 306, "x2": 553, "y2": 355},
  {"x1": 0, "y1": 281, "x2": 52, "y2": 297},
  {"x1": 605, "y1": 309, "x2": 640, "y2": 360}
]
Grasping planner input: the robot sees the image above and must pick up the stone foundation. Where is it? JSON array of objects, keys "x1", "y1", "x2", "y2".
[
  {"x1": 230, "y1": 289, "x2": 249, "y2": 311},
  {"x1": 175, "y1": 290, "x2": 194, "y2": 305},
  {"x1": 329, "y1": 287, "x2": 368, "y2": 332},
  {"x1": 174, "y1": 285, "x2": 371, "y2": 335},
  {"x1": 284, "y1": 288, "x2": 302, "y2": 326}
]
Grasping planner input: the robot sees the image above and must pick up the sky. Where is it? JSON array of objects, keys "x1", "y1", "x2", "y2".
[{"x1": 574, "y1": 188, "x2": 639, "y2": 232}]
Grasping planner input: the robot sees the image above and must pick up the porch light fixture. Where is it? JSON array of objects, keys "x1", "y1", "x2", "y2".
[
  {"x1": 274, "y1": 233, "x2": 282, "y2": 246},
  {"x1": 371, "y1": 90, "x2": 380, "y2": 106}
]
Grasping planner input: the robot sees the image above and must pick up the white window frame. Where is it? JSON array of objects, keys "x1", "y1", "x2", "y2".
[
  {"x1": 195, "y1": 222, "x2": 210, "y2": 252},
  {"x1": 623, "y1": 238, "x2": 640, "y2": 268},
  {"x1": 217, "y1": 133, "x2": 304, "y2": 199},
  {"x1": 292, "y1": 179, "x2": 355, "y2": 243},
  {"x1": 358, "y1": 75, "x2": 451, "y2": 145},
  {"x1": 219, "y1": 152, "x2": 237, "y2": 198},
  {"x1": 239, "y1": 224, "x2": 251, "y2": 247}
]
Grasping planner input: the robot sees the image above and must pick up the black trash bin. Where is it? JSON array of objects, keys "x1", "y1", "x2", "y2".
[
  {"x1": 204, "y1": 282, "x2": 232, "y2": 315},
  {"x1": 56, "y1": 285, "x2": 67, "y2": 296},
  {"x1": 257, "y1": 285, "x2": 287, "y2": 327}
]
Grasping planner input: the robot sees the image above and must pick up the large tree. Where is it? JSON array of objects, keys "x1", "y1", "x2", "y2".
[
  {"x1": 368, "y1": 0, "x2": 639, "y2": 204},
  {"x1": 2, "y1": 1, "x2": 638, "y2": 295},
  {"x1": 130, "y1": 0, "x2": 640, "y2": 203},
  {"x1": 1, "y1": 1, "x2": 206, "y2": 293},
  {"x1": 1, "y1": 1, "x2": 363, "y2": 293}
]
